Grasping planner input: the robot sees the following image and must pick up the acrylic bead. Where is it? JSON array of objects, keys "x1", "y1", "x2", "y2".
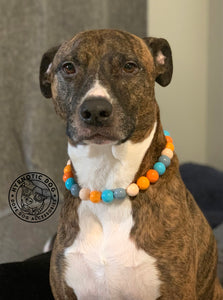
[
  {"x1": 126, "y1": 183, "x2": 139, "y2": 197},
  {"x1": 166, "y1": 142, "x2": 174, "y2": 151},
  {"x1": 146, "y1": 169, "x2": 159, "y2": 183},
  {"x1": 102, "y1": 190, "x2": 114, "y2": 203},
  {"x1": 70, "y1": 184, "x2": 80, "y2": 197},
  {"x1": 165, "y1": 136, "x2": 173, "y2": 143},
  {"x1": 65, "y1": 177, "x2": 75, "y2": 190},
  {"x1": 161, "y1": 148, "x2": 173, "y2": 159},
  {"x1": 164, "y1": 130, "x2": 170, "y2": 136},
  {"x1": 153, "y1": 162, "x2": 166, "y2": 175},
  {"x1": 158, "y1": 155, "x2": 171, "y2": 167},
  {"x1": 79, "y1": 188, "x2": 90, "y2": 200},
  {"x1": 137, "y1": 176, "x2": 150, "y2": 190},
  {"x1": 63, "y1": 172, "x2": 73, "y2": 182},
  {"x1": 90, "y1": 191, "x2": 101, "y2": 203},
  {"x1": 64, "y1": 165, "x2": 72, "y2": 174},
  {"x1": 113, "y1": 188, "x2": 126, "y2": 200}
]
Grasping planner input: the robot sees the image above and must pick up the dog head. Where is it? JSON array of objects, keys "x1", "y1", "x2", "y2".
[{"x1": 40, "y1": 29, "x2": 172, "y2": 145}]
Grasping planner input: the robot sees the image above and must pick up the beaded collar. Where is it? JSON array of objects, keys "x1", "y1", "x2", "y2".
[{"x1": 63, "y1": 130, "x2": 174, "y2": 203}]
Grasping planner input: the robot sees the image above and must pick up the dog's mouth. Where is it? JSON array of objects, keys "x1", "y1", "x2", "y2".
[
  {"x1": 67, "y1": 124, "x2": 120, "y2": 145},
  {"x1": 67, "y1": 112, "x2": 136, "y2": 146},
  {"x1": 84, "y1": 133, "x2": 118, "y2": 145}
]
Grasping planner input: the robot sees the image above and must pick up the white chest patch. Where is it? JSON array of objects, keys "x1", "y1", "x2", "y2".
[{"x1": 64, "y1": 122, "x2": 161, "y2": 299}]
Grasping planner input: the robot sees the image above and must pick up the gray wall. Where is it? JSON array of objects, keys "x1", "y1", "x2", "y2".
[
  {"x1": 148, "y1": 0, "x2": 209, "y2": 166},
  {"x1": 207, "y1": 0, "x2": 223, "y2": 170},
  {"x1": 0, "y1": 0, "x2": 147, "y2": 262},
  {"x1": 148, "y1": 0, "x2": 223, "y2": 171}
]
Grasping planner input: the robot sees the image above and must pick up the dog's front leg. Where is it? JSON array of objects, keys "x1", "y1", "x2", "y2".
[{"x1": 50, "y1": 248, "x2": 77, "y2": 300}]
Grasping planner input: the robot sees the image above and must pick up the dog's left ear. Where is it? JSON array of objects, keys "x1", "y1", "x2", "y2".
[
  {"x1": 39, "y1": 45, "x2": 61, "y2": 98},
  {"x1": 143, "y1": 37, "x2": 173, "y2": 87}
]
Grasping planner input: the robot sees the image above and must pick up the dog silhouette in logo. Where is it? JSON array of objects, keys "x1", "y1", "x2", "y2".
[{"x1": 20, "y1": 180, "x2": 51, "y2": 216}]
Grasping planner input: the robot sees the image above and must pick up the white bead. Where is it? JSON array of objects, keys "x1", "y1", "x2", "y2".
[
  {"x1": 161, "y1": 148, "x2": 173, "y2": 159},
  {"x1": 79, "y1": 188, "x2": 90, "y2": 200},
  {"x1": 126, "y1": 183, "x2": 139, "y2": 197}
]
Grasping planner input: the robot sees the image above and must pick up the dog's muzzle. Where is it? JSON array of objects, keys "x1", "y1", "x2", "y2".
[{"x1": 79, "y1": 97, "x2": 113, "y2": 127}]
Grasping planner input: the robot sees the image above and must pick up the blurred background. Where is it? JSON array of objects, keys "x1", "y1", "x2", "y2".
[
  {"x1": 0, "y1": 0, "x2": 222, "y2": 270},
  {"x1": 149, "y1": 1, "x2": 223, "y2": 168}
]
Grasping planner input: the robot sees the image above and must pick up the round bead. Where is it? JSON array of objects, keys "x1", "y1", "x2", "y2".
[
  {"x1": 166, "y1": 142, "x2": 174, "y2": 151},
  {"x1": 65, "y1": 177, "x2": 75, "y2": 190},
  {"x1": 158, "y1": 155, "x2": 171, "y2": 167},
  {"x1": 67, "y1": 159, "x2": 71, "y2": 165},
  {"x1": 63, "y1": 172, "x2": 73, "y2": 182},
  {"x1": 70, "y1": 184, "x2": 80, "y2": 197},
  {"x1": 79, "y1": 188, "x2": 90, "y2": 200},
  {"x1": 114, "y1": 188, "x2": 126, "y2": 200},
  {"x1": 64, "y1": 165, "x2": 72, "y2": 174},
  {"x1": 161, "y1": 148, "x2": 174, "y2": 159},
  {"x1": 146, "y1": 169, "x2": 159, "y2": 183},
  {"x1": 90, "y1": 191, "x2": 101, "y2": 203},
  {"x1": 164, "y1": 130, "x2": 170, "y2": 136},
  {"x1": 102, "y1": 190, "x2": 114, "y2": 203},
  {"x1": 165, "y1": 136, "x2": 173, "y2": 143},
  {"x1": 136, "y1": 176, "x2": 150, "y2": 190},
  {"x1": 126, "y1": 183, "x2": 139, "y2": 197},
  {"x1": 153, "y1": 162, "x2": 166, "y2": 175}
]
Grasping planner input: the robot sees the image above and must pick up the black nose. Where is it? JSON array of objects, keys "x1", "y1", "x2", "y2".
[{"x1": 79, "y1": 97, "x2": 113, "y2": 126}]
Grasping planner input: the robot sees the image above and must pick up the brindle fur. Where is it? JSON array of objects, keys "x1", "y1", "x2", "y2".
[{"x1": 40, "y1": 29, "x2": 223, "y2": 300}]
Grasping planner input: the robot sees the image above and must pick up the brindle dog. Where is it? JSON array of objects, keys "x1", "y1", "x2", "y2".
[{"x1": 40, "y1": 29, "x2": 223, "y2": 300}]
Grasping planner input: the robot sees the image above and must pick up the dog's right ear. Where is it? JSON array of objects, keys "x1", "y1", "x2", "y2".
[{"x1": 39, "y1": 45, "x2": 61, "y2": 98}]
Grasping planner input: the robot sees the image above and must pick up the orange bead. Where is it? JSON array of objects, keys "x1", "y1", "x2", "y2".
[
  {"x1": 64, "y1": 165, "x2": 72, "y2": 174},
  {"x1": 146, "y1": 169, "x2": 159, "y2": 183},
  {"x1": 136, "y1": 176, "x2": 150, "y2": 190},
  {"x1": 63, "y1": 172, "x2": 73, "y2": 182},
  {"x1": 166, "y1": 142, "x2": 174, "y2": 151},
  {"x1": 90, "y1": 191, "x2": 101, "y2": 203},
  {"x1": 165, "y1": 136, "x2": 173, "y2": 143}
]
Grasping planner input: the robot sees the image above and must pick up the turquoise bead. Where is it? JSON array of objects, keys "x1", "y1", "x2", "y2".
[
  {"x1": 114, "y1": 188, "x2": 126, "y2": 200},
  {"x1": 164, "y1": 130, "x2": 170, "y2": 136},
  {"x1": 158, "y1": 155, "x2": 171, "y2": 167},
  {"x1": 102, "y1": 190, "x2": 114, "y2": 203},
  {"x1": 65, "y1": 177, "x2": 75, "y2": 190},
  {"x1": 70, "y1": 184, "x2": 80, "y2": 197},
  {"x1": 154, "y1": 162, "x2": 166, "y2": 175}
]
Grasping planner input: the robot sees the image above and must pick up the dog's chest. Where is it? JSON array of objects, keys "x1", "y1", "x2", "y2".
[
  {"x1": 65, "y1": 123, "x2": 161, "y2": 299},
  {"x1": 64, "y1": 199, "x2": 161, "y2": 300}
]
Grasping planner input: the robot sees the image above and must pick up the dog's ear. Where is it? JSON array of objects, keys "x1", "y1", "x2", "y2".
[
  {"x1": 39, "y1": 45, "x2": 61, "y2": 98},
  {"x1": 143, "y1": 37, "x2": 173, "y2": 87}
]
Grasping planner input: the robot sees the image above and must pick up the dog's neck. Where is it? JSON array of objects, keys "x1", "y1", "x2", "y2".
[{"x1": 68, "y1": 122, "x2": 157, "y2": 192}]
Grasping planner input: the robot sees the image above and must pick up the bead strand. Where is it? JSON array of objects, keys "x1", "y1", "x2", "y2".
[{"x1": 63, "y1": 130, "x2": 174, "y2": 203}]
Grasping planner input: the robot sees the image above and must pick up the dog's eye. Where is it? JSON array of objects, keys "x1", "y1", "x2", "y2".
[
  {"x1": 62, "y1": 62, "x2": 76, "y2": 75},
  {"x1": 123, "y1": 61, "x2": 139, "y2": 74}
]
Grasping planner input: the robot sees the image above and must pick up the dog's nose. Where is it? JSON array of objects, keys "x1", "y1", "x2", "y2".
[{"x1": 79, "y1": 97, "x2": 113, "y2": 126}]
